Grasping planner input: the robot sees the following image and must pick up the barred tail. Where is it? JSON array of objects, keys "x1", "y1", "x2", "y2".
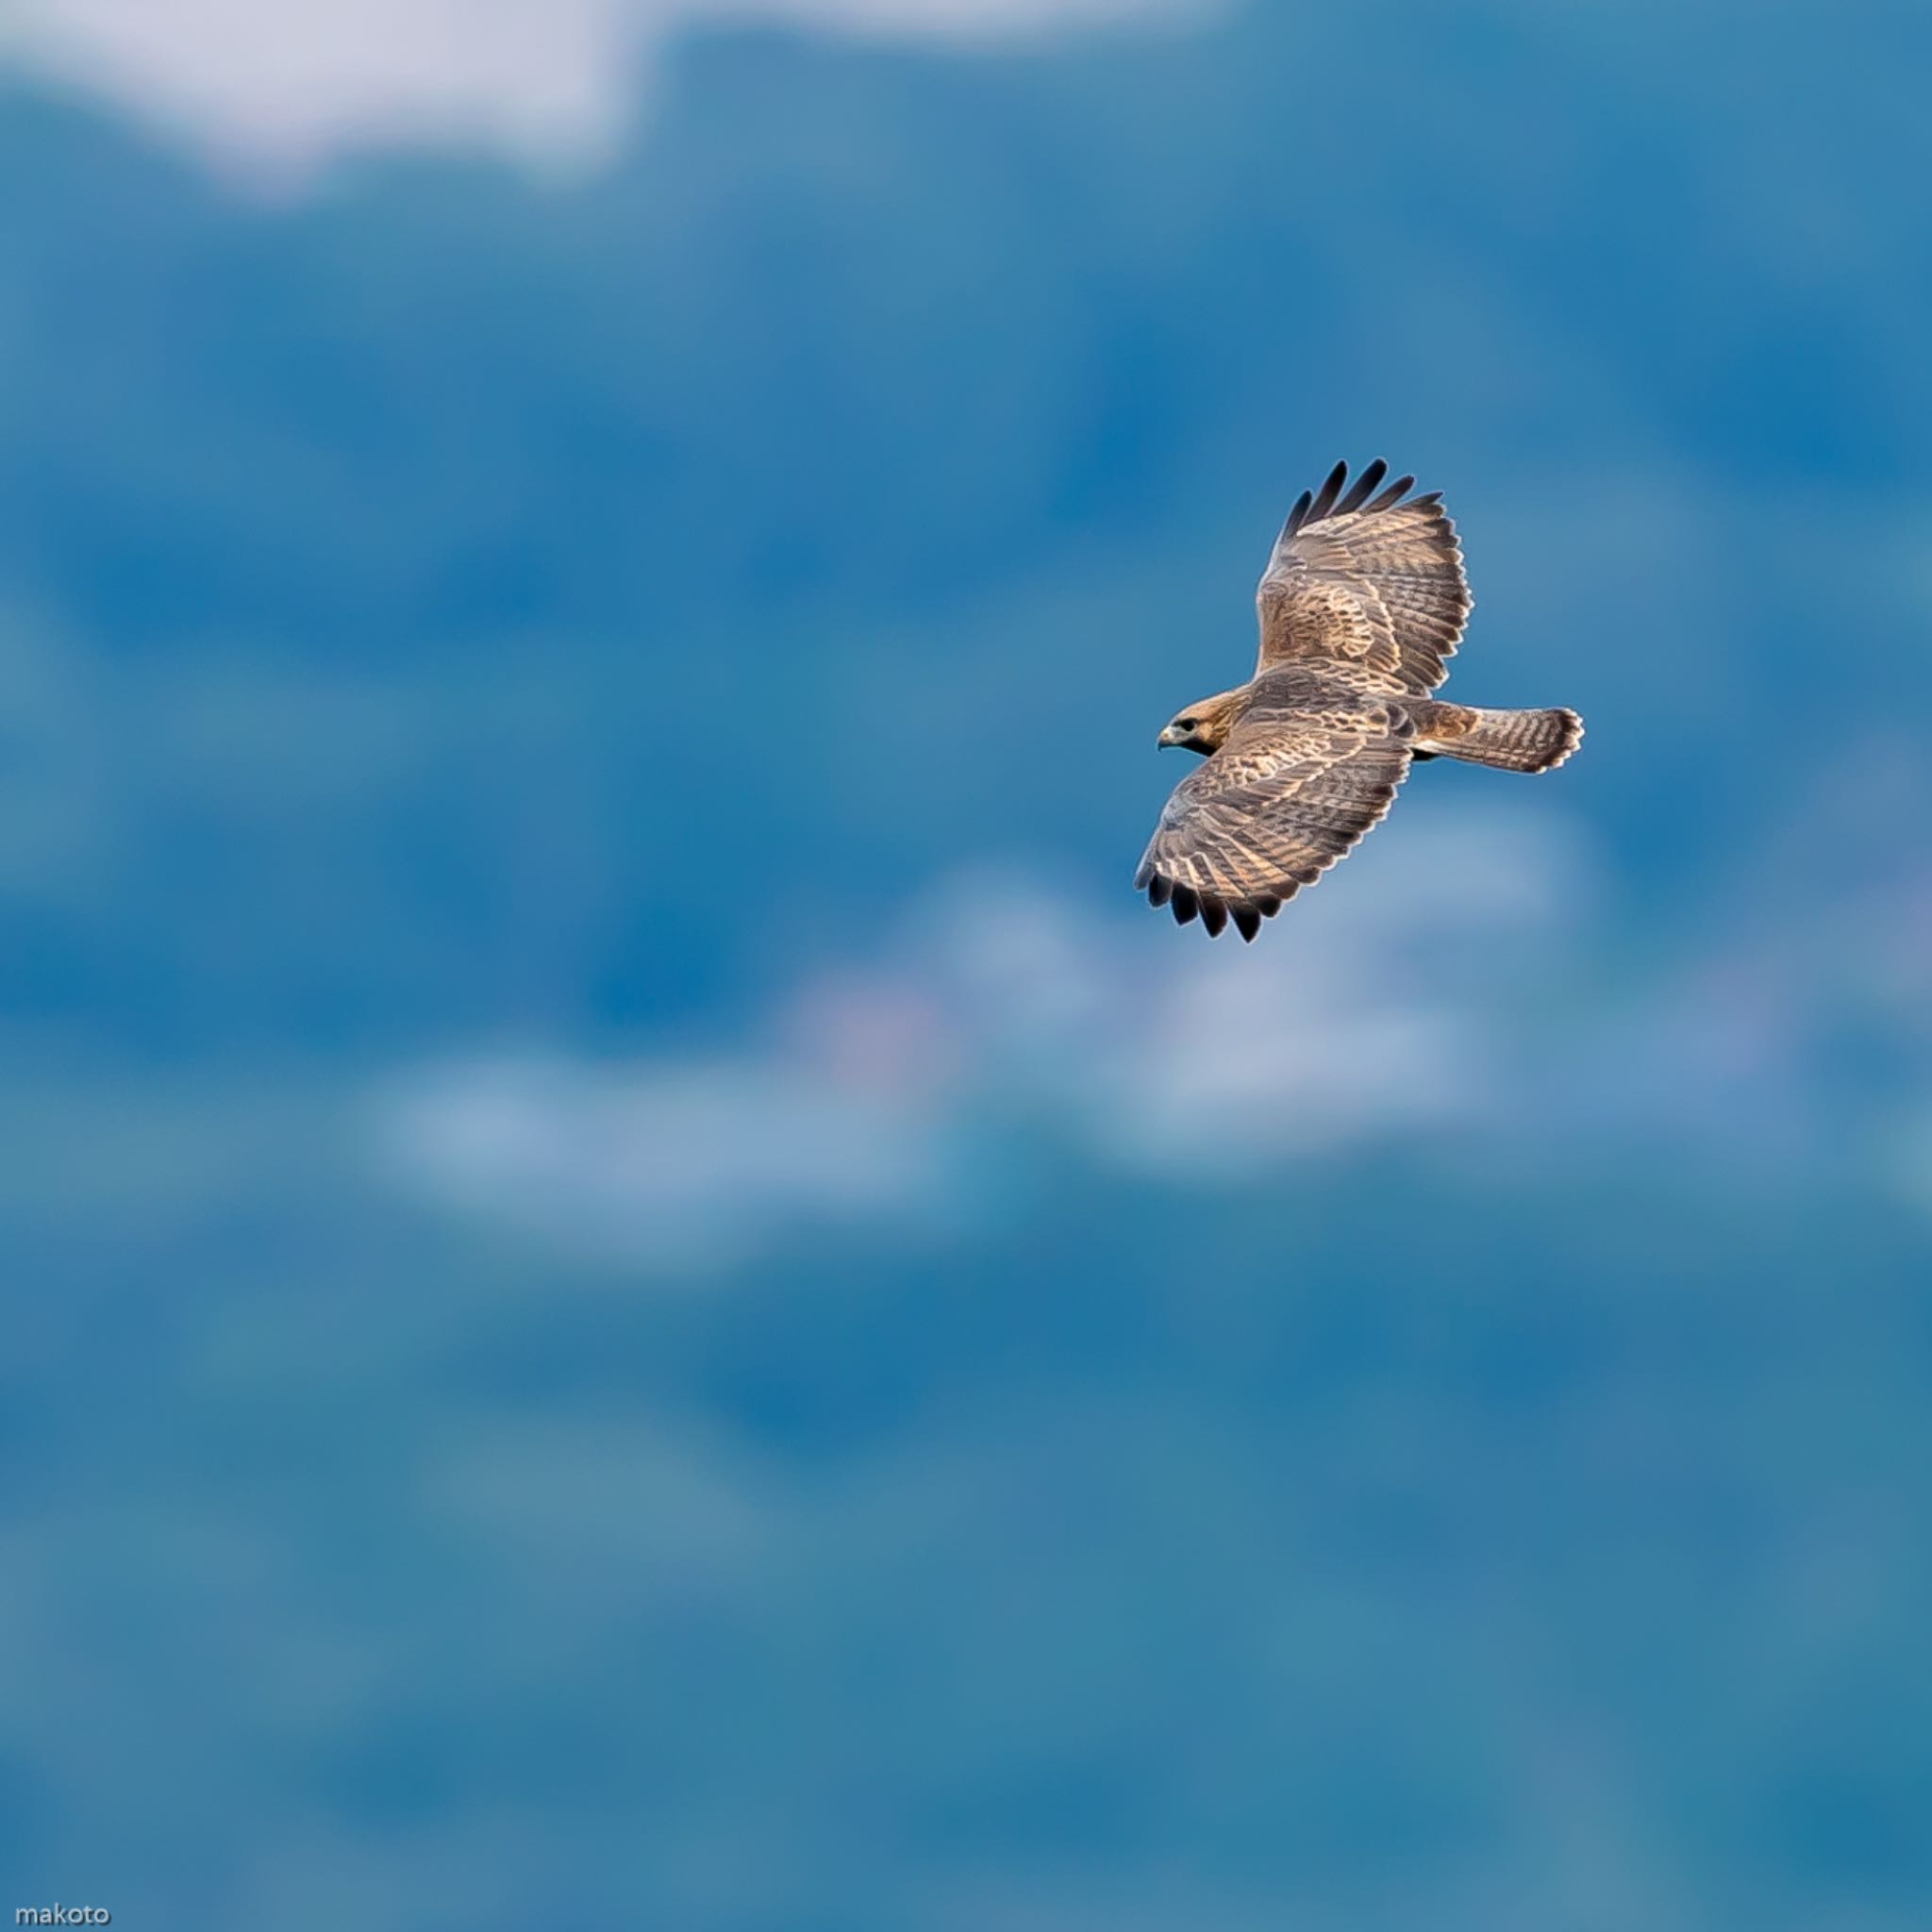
[{"x1": 1415, "y1": 704, "x2": 1584, "y2": 774}]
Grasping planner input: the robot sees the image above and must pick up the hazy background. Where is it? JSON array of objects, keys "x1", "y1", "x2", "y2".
[{"x1": 3, "y1": 1, "x2": 1930, "y2": 1924}]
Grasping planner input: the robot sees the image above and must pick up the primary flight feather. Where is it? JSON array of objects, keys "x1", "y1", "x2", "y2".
[{"x1": 1136, "y1": 459, "x2": 1583, "y2": 940}]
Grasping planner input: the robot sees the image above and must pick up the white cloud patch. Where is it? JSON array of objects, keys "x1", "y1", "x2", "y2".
[
  {"x1": 0, "y1": 0, "x2": 1190, "y2": 174},
  {"x1": 376, "y1": 806, "x2": 1599, "y2": 1274},
  {"x1": 382, "y1": 1057, "x2": 958, "y2": 1274}
]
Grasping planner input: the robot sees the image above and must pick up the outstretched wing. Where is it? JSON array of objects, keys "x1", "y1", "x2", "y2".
[
  {"x1": 1254, "y1": 458, "x2": 1471, "y2": 693},
  {"x1": 1134, "y1": 698, "x2": 1414, "y2": 940}
]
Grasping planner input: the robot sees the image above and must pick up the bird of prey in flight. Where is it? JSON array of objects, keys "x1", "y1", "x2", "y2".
[{"x1": 1136, "y1": 458, "x2": 1583, "y2": 940}]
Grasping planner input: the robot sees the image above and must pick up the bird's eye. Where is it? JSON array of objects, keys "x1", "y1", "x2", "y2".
[{"x1": 1176, "y1": 717, "x2": 1196, "y2": 732}]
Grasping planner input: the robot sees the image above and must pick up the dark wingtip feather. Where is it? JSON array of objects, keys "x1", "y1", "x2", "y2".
[
  {"x1": 1200, "y1": 895, "x2": 1228, "y2": 938},
  {"x1": 1413, "y1": 490, "x2": 1443, "y2": 508},
  {"x1": 1283, "y1": 487, "x2": 1315, "y2": 538},
  {"x1": 1171, "y1": 885, "x2": 1199, "y2": 925},
  {"x1": 1253, "y1": 893, "x2": 1282, "y2": 917},
  {"x1": 1146, "y1": 874, "x2": 1173, "y2": 908},
  {"x1": 1368, "y1": 473, "x2": 1415, "y2": 512},
  {"x1": 1308, "y1": 459, "x2": 1349, "y2": 521},
  {"x1": 1232, "y1": 905, "x2": 1261, "y2": 942},
  {"x1": 1336, "y1": 458, "x2": 1388, "y2": 516},
  {"x1": 1133, "y1": 860, "x2": 1154, "y2": 891}
]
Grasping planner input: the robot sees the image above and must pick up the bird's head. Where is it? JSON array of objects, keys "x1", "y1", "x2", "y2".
[{"x1": 1158, "y1": 689, "x2": 1241, "y2": 756}]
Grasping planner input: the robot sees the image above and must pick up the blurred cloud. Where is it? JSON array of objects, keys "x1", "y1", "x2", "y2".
[
  {"x1": 378, "y1": 1056, "x2": 958, "y2": 1274},
  {"x1": 0, "y1": 0, "x2": 1189, "y2": 173},
  {"x1": 377, "y1": 806, "x2": 1596, "y2": 1273},
  {"x1": 378, "y1": 753, "x2": 1932, "y2": 1275}
]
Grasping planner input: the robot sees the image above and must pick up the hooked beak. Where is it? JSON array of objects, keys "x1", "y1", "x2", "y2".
[{"x1": 1158, "y1": 724, "x2": 1185, "y2": 749}]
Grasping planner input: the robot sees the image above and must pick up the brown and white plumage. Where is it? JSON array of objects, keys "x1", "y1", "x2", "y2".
[{"x1": 1136, "y1": 459, "x2": 1582, "y2": 939}]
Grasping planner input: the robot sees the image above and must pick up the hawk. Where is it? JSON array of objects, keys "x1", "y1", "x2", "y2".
[{"x1": 1136, "y1": 458, "x2": 1583, "y2": 940}]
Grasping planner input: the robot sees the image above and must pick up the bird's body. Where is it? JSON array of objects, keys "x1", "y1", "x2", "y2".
[{"x1": 1137, "y1": 458, "x2": 1582, "y2": 940}]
